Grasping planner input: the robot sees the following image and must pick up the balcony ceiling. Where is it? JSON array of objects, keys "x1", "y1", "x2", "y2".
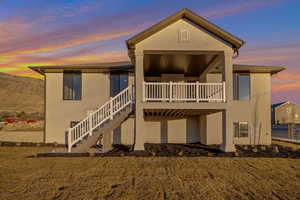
[{"x1": 144, "y1": 53, "x2": 218, "y2": 76}]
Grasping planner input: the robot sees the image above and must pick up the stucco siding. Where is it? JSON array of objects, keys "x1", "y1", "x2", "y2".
[
  {"x1": 143, "y1": 117, "x2": 200, "y2": 144},
  {"x1": 136, "y1": 19, "x2": 232, "y2": 52},
  {"x1": 45, "y1": 72, "x2": 110, "y2": 144},
  {"x1": 199, "y1": 73, "x2": 272, "y2": 145},
  {"x1": 231, "y1": 73, "x2": 271, "y2": 145}
]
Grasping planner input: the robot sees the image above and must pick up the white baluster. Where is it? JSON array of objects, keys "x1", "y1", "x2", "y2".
[{"x1": 169, "y1": 81, "x2": 173, "y2": 102}]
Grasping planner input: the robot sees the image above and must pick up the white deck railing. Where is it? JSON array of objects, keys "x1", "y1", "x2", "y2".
[
  {"x1": 143, "y1": 82, "x2": 225, "y2": 102},
  {"x1": 67, "y1": 85, "x2": 134, "y2": 152}
]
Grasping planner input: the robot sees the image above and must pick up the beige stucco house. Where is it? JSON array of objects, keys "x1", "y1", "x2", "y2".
[
  {"x1": 272, "y1": 101, "x2": 300, "y2": 139},
  {"x1": 272, "y1": 101, "x2": 300, "y2": 125},
  {"x1": 30, "y1": 8, "x2": 284, "y2": 153}
]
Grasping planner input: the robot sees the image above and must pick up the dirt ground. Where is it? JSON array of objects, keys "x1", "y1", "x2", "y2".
[{"x1": 1, "y1": 146, "x2": 300, "y2": 200}]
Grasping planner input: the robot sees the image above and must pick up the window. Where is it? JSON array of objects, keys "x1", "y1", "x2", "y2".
[
  {"x1": 63, "y1": 72, "x2": 82, "y2": 100},
  {"x1": 234, "y1": 122, "x2": 249, "y2": 138},
  {"x1": 233, "y1": 73, "x2": 250, "y2": 100},
  {"x1": 110, "y1": 73, "x2": 128, "y2": 97}
]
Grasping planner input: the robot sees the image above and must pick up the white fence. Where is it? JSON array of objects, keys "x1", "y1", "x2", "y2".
[
  {"x1": 143, "y1": 82, "x2": 225, "y2": 102},
  {"x1": 67, "y1": 85, "x2": 134, "y2": 152}
]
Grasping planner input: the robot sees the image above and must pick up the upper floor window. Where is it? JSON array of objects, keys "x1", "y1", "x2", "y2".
[
  {"x1": 63, "y1": 72, "x2": 82, "y2": 100},
  {"x1": 110, "y1": 73, "x2": 128, "y2": 97},
  {"x1": 233, "y1": 73, "x2": 250, "y2": 100}
]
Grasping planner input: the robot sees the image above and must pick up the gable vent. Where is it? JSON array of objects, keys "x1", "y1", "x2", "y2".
[{"x1": 178, "y1": 29, "x2": 190, "y2": 43}]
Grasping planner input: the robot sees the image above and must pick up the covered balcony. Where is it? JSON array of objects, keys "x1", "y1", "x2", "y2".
[{"x1": 140, "y1": 51, "x2": 229, "y2": 104}]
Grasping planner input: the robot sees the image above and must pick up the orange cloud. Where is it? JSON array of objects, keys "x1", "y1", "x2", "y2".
[
  {"x1": 0, "y1": 50, "x2": 129, "y2": 79},
  {"x1": 0, "y1": 29, "x2": 136, "y2": 57}
]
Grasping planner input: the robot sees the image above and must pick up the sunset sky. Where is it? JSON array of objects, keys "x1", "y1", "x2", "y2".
[{"x1": 0, "y1": 0, "x2": 300, "y2": 104}]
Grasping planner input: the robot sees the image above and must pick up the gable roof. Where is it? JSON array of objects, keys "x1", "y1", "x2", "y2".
[
  {"x1": 126, "y1": 8, "x2": 245, "y2": 51},
  {"x1": 29, "y1": 61, "x2": 133, "y2": 74},
  {"x1": 271, "y1": 101, "x2": 300, "y2": 109},
  {"x1": 233, "y1": 64, "x2": 285, "y2": 75},
  {"x1": 272, "y1": 102, "x2": 289, "y2": 108}
]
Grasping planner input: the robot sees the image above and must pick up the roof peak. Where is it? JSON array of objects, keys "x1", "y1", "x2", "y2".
[{"x1": 126, "y1": 8, "x2": 245, "y2": 52}]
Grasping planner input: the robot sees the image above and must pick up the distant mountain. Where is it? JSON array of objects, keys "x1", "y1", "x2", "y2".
[{"x1": 0, "y1": 72, "x2": 44, "y2": 114}]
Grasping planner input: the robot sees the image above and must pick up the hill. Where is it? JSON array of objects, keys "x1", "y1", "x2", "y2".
[{"x1": 0, "y1": 72, "x2": 44, "y2": 118}]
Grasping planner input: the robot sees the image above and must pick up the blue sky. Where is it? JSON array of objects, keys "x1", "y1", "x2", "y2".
[{"x1": 0, "y1": 0, "x2": 300, "y2": 103}]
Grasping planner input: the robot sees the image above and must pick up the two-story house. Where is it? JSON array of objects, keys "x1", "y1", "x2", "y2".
[{"x1": 30, "y1": 8, "x2": 285, "y2": 153}]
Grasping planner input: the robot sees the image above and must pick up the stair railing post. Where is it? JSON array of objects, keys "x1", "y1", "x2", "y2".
[
  {"x1": 68, "y1": 128, "x2": 72, "y2": 152},
  {"x1": 110, "y1": 97, "x2": 113, "y2": 120},
  {"x1": 89, "y1": 112, "x2": 93, "y2": 136}
]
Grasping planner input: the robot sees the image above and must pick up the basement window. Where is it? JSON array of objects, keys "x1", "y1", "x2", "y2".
[
  {"x1": 63, "y1": 72, "x2": 82, "y2": 100},
  {"x1": 234, "y1": 122, "x2": 249, "y2": 138}
]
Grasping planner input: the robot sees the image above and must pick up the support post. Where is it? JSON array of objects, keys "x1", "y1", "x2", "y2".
[
  {"x1": 134, "y1": 53, "x2": 146, "y2": 151},
  {"x1": 220, "y1": 51, "x2": 235, "y2": 152},
  {"x1": 68, "y1": 128, "x2": 72, "y2": 152},
  {"x1": 142, "y1": 81, "x2": 145, "y2": 102},
  {"x1": 220, "y1": 110, "x2": 236, "y2": 152}
]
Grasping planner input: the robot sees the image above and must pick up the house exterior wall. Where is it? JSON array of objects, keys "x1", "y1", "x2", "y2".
[
  {"x1": 135, "y1": 19, "x2": 233, "y2": 52},
  {"x1": 199, "y1": 73, "x2": 272, "y2": 145},
  {"x1": 143, "y1": 117, "x2": 200, "y2": 144},
  {"x1": 45, "y1": 73, "x2": 110, "y2": 144},
  {"x1": 45, "y1": 72, "x2": 135, "y2": 144}
]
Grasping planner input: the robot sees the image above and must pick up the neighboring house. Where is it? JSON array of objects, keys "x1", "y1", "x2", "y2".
[
  {"x1": 272, "y1": 101, "x2": 300, "y2": 125},
  {"x1": 30, "y1": 8, "x2": 285, "y2": 153},
  {"x1": 272, "y1": 101, "x2": 300, "y2": 139}
]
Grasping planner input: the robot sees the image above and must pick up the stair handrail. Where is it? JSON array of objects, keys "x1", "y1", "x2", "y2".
[{"x1": 67, "y1": 85, "x2": 134, "y2": 152}]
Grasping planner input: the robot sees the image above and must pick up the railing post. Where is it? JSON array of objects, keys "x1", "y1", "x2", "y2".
[
  {"x1": 223, "y1": 81, "x2": 226, "y2": 102},
  {"x1": 196, "y1": 81, "x2": 199, "y2": 103},
  {"x1": 68, "y1": 128, "x2": 72, "y2": 153},
  {"x1": 110, "y1": 97, "x2": 113, "y2": 120},
  {"x1": 169, "y1": 81, "x2": 173, "y2": 102},
  {"x1": 89, "y1": 113, "x2": 93, "y2": 136}
]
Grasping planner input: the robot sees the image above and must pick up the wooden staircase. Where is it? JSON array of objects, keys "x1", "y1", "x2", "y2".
[
  {"x1": 66, "y1": 85, "x2": 134, "y2": 153},
  {"x1": 71, "y1": 106, "x2": 133, "y2": 153}
]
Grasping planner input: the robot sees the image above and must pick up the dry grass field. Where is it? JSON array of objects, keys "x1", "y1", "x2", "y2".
[{"x1": 1, "y1": 146, "x2": 300, "y2": 200}]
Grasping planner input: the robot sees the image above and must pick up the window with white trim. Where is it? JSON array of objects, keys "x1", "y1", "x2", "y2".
[{"x1": 234, "y1": 122, "x2": 249, "y2": 138}]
